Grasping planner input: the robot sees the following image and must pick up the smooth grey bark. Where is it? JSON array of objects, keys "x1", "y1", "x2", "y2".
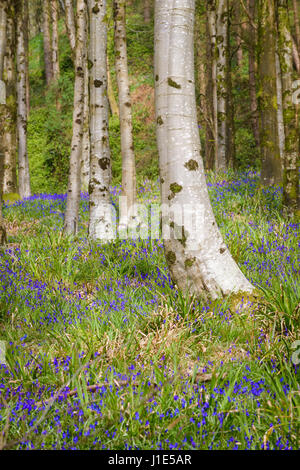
[
  {"x1": 63, "y1": 0, "x2": 86, "y2": 235},
  {"x1": 88, "y1": 0, "x2": 114, "y2": 240},
  {"x1": 51, "y1": 0, "x2": 60, "y2": 82},
  {"x1": 206, "y1": 0, "x2": 218, "y2": 169},
  {"x1": 81, "y1": 46, "x2": 90, "y2": 191},
  {"x1": 43, "y1": 0, "x2": 53, "y2": 85},
  {"x1": 64, "y1": 0, "x2": 76, "y2": 55},
  {"x1": 3, "y1": 5, "x2": 17, "y2": 194},
  {"x1": 16, "y1": 0, "x2": 31, "y2": 199},
  {"x1": 154, "y1": 0, "x2": 253, "y2": 299},
  {"x1": 113, "y1": 0, "x2": 137, "y2": 228},
  {"x1": 215, "y1": 0, "x2": 228, "y2": 171}
]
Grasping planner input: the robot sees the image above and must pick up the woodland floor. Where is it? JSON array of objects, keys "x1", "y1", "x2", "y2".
[{"x1": 0, "y1": 170, "x2": 299, "y2": 450}]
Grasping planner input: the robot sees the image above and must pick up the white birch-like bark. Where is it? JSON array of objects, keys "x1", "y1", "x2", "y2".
[
  {"x1": 216, "y1": 0, "x2": 227, "y2": 170},
  {"x1": 113, "y1": 0, "x2": 137, "y2": 229},
  {"x1": 16, "y1": 0, "x2": 31, "y2": 199},
  {"x1": 64, "y1": 0, "x2": 86, "y2": 235},
  {"x1": 206, "y1": 0, "x2": 218, "y2": 168},
  {"x1": 275, "y1": 50, "x2": 285, "y2": 162},
  {"x1": 155, "y1": 0, "x2": 253, "y2": 299},
  {"x1": 64, "y1": 0, "x2": 76, "y2": 55},
  {"x1": 3, "y1": 7, "x2": 17, "y2": 194},
  {"x1": 51, "y1": 0, "x2": 60, "y2": 81},
  {"x1": 88, "y1": 0, "x2": 114, "y2": 240},
  {"x1": 81, "y1": 53, "x2": 90, "y2": 191}
]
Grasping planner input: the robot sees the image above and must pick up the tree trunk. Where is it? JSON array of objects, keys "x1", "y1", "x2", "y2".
[
  {"x1": 206, "y1": 0, "x2": 218, "y2": 169},
  {"x1": 63, "y1": 0, "x2": 86, "y2": 235},
  {"x1": 3, "y1": 2, "x2": 17, "y2": 194},
  {"x1": 257, "y1": 0, "x2": 282, "y2": 187},
  {"x1": 107, "y1": 55, "x2": 119, "y2": 117},
  {"x1": 215, "y1": 0, "x2": 228, "y2": 171},
  {"x1": 277, "y1": 0, "x2": 300, "y2": 218},
  {"x1": 154, "y1": 0, "x2": 253, "y2": 299},
  {"x1": 113, "y1": 0, "x2": 137, "y2": 229},
  {"x1": 80, "y1": 47, "x2": 90, "y2": 191},
  {"x1": 64, "y1": 0, "x2": 76, "y2": 55},
  {"x1": 292, "y1": 0, "x2": 300, "y2": 57},
  {"x1": 225, "y1": 0, "x2": 235, "y2": 168},
  {"x1": 247, "y1": 0, "x2": 260, "y2": 147},
  {"x1": 0, "y1": 0, "x2": 7, "y2": 244},
  {"x1": 16, "y1": 0, "x2": 31, "y2": 199},
  {"x1": 51, "y1": 0, "x2": 60, "y2": 81},
  {"x1": 144, "y1": 0, "x2": 151, "y2": 24},
  {"x1": 88, "y1": 0, "x2": 114, "y2": 240},
  {"x1": 43, "y1": 0, "x2": 53, "y2": 85}
]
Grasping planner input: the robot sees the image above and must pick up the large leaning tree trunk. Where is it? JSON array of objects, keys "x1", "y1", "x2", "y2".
[
  {"x1": 113, "y1": 0, "x2": 137, "y2": 229},
  {"x1": 257, "y1": 0, "x2": 282, "y2": 187},
  {"x1": 88, "y1": 0, "x2": 114, "y2": 240},
  {"x1": 63, "y1": 0, "x2": 86, "y2": 235},
  {"x1": 154, "y1": 0, "x2": 253, "y2": 299},
  {"x1": 43, "y1": 0, "x2": 53, "y2": 86},
  {"x1": 16, "y1": 0, "x2": 31, "y2": 199},
  {"x1": 3, "y1": 1, "x2": 17, "y2": 194},
  {"x1": 277, "y1": 0, "x2": 300, "y2": 218}
]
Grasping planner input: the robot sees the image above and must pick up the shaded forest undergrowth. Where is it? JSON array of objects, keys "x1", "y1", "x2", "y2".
[{"x1": 0, "y1": 170, "x2": 299, "y2": 450}]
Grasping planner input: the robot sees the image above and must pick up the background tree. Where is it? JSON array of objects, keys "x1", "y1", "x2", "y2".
[
  {"x1": 0, "y1": 0, "x2": 7, "y2": 243},
  {"x1": 43, "y1": 0, "x2": 53, "y2": 86},
  {"x1": 16, "y1": 0, "x2": 31, "y2": 199},
  {"x1": 63, "y1": 0, "x2": 87, "y2": 235},
  {"x1": 113, "y1": 0, "x2": 137, "y2": 229},
  {"x1": 277, "y1": 0, "x2": 300, "y2": 217},
  {"x1": 88, "y1": 0, "x2": 114, "y2": 240},
  {"x1": 2, "y1": 1, "x2": 17, "y2": 194},
  {"x1": 257, "y1": 0, "x2": 282, "y2": 187}
]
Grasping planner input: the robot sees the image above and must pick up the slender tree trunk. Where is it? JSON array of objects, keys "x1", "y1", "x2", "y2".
[
  {"x1": 64, "y1": 0, "x2": 76, "y2": 55},
  {"x1": 63, "y1": 0, "x2": 86, "y2": 235},
  {"x1": 206, "y1": 0, "x2": 218, "y2": 169},
  {"x1": 155, "y1": 0, "x2": 253, "y2": 299},
  {"x1": 80, "y1": 49, "x2": 90, "y2": 191},
  {"x1": 43, "y1": 0, "x2": 53, "y2": 85},
  {"x1": 16, "y1": 0, "x2": 31, "y2": 199},
  {"x1": 144, "y1": 0, "x2": 151, "y2": 24},
  {"x1": 226, "y1": 0, "x2": 235, "y2": 168},
  {"x1": 215, "y1": 0, "x2": 228, "y2": 171},
  {"x1": 107, "y1": 55, "x2": 119, "y2": 117},
  {"x1": 24, "y1": 0, "x2": 30, "y2": 117},
  {"x1": 292, "y1": 0, "x2": 300, "y2": 57},
  {"x1": 0, "y1": 0, "x2": 7, "y2": 244},
  {"x1": 3, "y1": 3, "x2": 17, "y2": 194},
  {"x1": 275, "y1": 49, "x2": 285, "y2": 161},
  {"x1": 88, "y1": 0, "x2": 114, "y2": 240},
  {"x1": 247, "y1": 0, "x2": 260, "y2": 147},
  {"x1": 113, "y1": 0, "x2": 137, "y2": 228},
  {"x1": 277, "y1": 0, "x2": 300, "y2": 217},
  {"x1": 257, "y1": 0, "x2": 282, "y2": 187},
  {"x1": 51, "y1": 0, "x2": 60, "y2": 81}
]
